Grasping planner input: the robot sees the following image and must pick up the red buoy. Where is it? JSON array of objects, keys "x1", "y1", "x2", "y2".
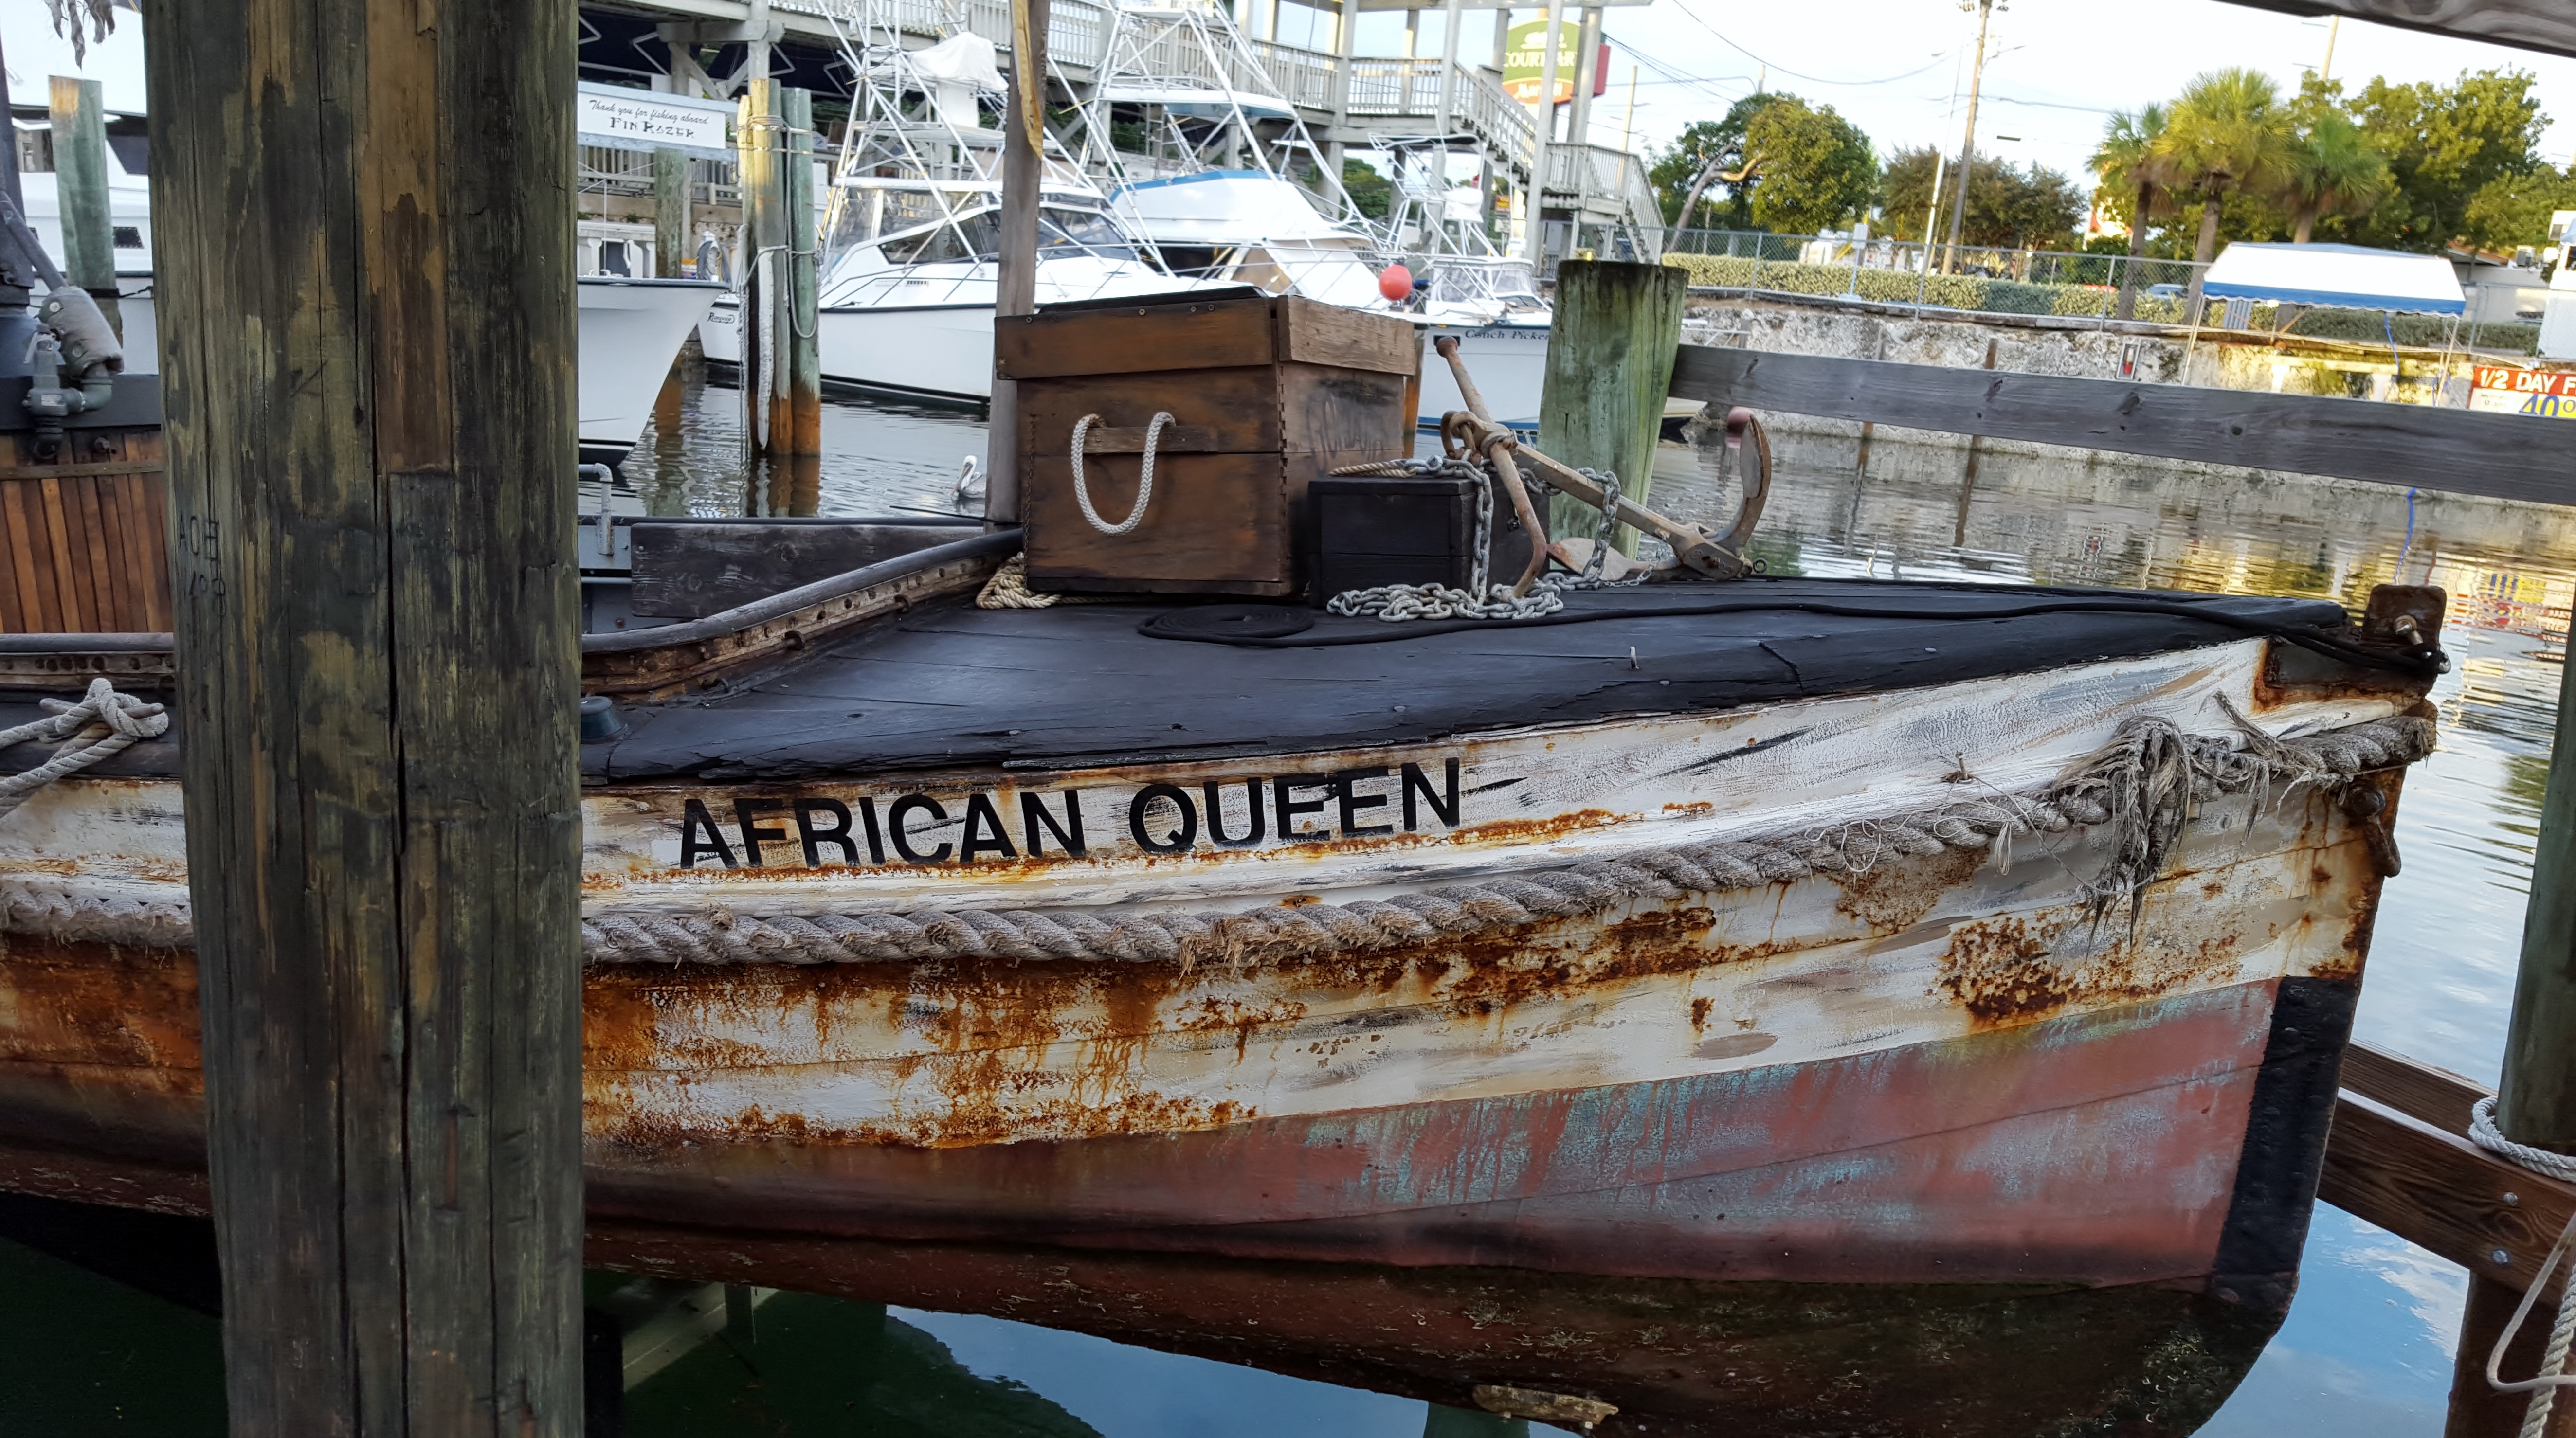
[{"x1": 1378, "y1": 264, "x2": 1414, "y2": 303}]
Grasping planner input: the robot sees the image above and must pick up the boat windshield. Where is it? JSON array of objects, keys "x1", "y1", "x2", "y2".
[
  {"x1": 1041, "y1": 207, "x2": 1138, "y2": 260},
  {"x1": 1432, "y1": 261, "x2": 1540, "y2": 305},
  {"x1": 860, "y1": 205, "x2": 1136, "y2": 266}
]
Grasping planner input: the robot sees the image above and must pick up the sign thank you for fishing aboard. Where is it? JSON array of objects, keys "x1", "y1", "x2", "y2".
[
  {"x1": 656, "y1": 759, "x2": 1473, "y2": 871},
  {"x1": 576, "y1": 82, "x2": 735, "y2": 160}
]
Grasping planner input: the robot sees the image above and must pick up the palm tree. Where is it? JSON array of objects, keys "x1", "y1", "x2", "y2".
[
  {"x1": 2155, "y1": 68, "x2": 2294, "y2": 315},
  {"x1": 2277, "y1": 111, "x2": 2391, "y2": 243},
  {"x1": 2091, "y1": 103, "x2": 2173, "y2": 321}
]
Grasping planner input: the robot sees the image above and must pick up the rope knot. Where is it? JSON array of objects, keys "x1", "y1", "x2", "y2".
[{"x1": 0, "y1": 678, "x2": 170, "y2": 823}]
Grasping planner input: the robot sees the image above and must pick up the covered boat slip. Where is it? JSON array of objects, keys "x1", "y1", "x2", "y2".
[{"x1": 0, "y1": 516, "x2": 2441, "y2": 1430}]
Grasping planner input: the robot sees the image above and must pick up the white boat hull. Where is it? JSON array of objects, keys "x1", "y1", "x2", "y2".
[
  {"x1": 117, "y1": 278, "x2": 716, "y2": 469},
  {"x1": 1419, "y1": 323, "x2": 1549, "y2": 430},
  {"x1": 576, "y1": 278, "x2": 723, "y2": 466}
]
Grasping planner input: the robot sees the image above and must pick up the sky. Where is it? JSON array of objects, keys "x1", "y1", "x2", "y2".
[
  {"x1": 1323, "y1": 0, "x2": 2576, "y2": 197},
  {"x1": 17, "y1": 0, "x2": 2576, "y2": 205}
]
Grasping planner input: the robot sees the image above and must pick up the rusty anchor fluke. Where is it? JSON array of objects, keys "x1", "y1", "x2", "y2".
[{"x1": 1429, "y1": 335, "x2": 1765, "y2": 592}]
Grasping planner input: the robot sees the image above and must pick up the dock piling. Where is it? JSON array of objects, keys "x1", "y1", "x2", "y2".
[
  {"x1": 144, "y1": 0, "x2": 585, "y2": 1429},
  {"x1": 46, "y1": 75, "x2": 117, "y2": 340},
  {"x1": 781, "y1": 88, "x2": 822, "y2": 458},
  {"x1": 985, "y1": 0, "x2": 1051, "y2": 524},
  {"x1": 1536, "y1": 259, "x2": 1686, "y2": 552},
  {"x1": 2451, "y1": 610, "x2": 2576, "y2": 1435},
  {"x1": 653, "y1": 147, "x2": 689, "y2": 280}
]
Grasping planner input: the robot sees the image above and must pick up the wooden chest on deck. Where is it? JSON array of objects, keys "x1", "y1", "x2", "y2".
[{"x1": 996, "y1": 292, "x2": 1419, "y2": 596}]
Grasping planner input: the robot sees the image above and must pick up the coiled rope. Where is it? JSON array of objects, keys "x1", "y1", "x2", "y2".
[
  {"x1": 0, "y1": 677, "x2": 167, "y2": 822},
  {"x1": 1069, "y1": 411, "x2": 1172, "y2": 536},
  {"x1": 2470, "y1": 1095, "x2": 2576, "y2": 1436}
]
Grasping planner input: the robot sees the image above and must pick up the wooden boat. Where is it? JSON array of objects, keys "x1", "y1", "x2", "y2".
[{"x1": 0, "y1": 516, "x2": 2446, "y2": 1433}]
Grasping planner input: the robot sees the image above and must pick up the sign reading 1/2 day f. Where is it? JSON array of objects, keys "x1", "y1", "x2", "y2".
[
  {"x1": 2471, "y1": 366, "x2": 2576, "y2": 419},
  {"x1": 1501, "y1": 19, "x2": 1584, "y2": 105},
  {"x1": 576, "y1": 83, "x2": 735, "y2": 160}
]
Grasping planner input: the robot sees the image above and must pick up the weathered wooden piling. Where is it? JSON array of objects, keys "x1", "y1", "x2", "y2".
[
  {"x1": 739, "y1": 82, "x2": 821, "y2": 472},
  {"x1": 738, "y1": 78, "x2": 782, "y2": 465},
  {"x1": 781, "y1": 87, "x2": 822, "y2": 457},
  {"x1": 46, "y1": 75, "x2": 117, "y2": 339},
  {"x1": 985, "y1": 0, "x2": 1051, "y2": 523},
  {"x1": 1535, "y1": 259, "x2": 1686, "y2": 550},
  {"x1": 2448, "y1": 632, "x2": 2576, "y2": 1437},
  {"x1": 144, "y1": 0, "x2": 585, "y2": 1429},
  {"x1": 653, "y1": 147, "x2": 690, "y2": 280}
]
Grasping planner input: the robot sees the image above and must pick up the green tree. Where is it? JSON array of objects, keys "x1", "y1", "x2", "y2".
[
  {"x1": 1880, "y1": 145, "x2": 2082, "y2": 249},
  {"x1": 2465, "y1": 166, "x2": 2576, "y2": 253},
  {"x1": 2276, "y1": 109, "x2": 2391, "y2": 243},
  {"x1": 1341, "y1": 157, "x2": 1391, "y2": 221},
  {"x1": 2342, "y1": 68, "x2": 2547, "y2": 250},
  {"x1": 2091, "y1": 103, "x2": 2175, "y2": 318},
  {"x1": 1740, "y1": 97, "x2": 1877, "y2": 234},
  {"x1": 2155, "y1": 68, "x2": 2294, "y2": 309},
  {"x1": 1649, "y1": 92, "x2": 1874, "y2": 233}
]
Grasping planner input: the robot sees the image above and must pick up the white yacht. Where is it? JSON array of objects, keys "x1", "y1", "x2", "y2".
[
  {"x1": 1107, "y1": 169, "x2": 1392, "y2": 312},
  {"x1": 703, "y1": 181, "x2": 1204, "y2": 405}
]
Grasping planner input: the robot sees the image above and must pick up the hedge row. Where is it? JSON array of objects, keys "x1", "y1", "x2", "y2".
[{"x1": 1656, "y1": 252, "x2": 2539, "y2": 353}]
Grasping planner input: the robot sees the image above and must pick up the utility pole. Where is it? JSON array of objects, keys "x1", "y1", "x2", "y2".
[
  {"x1": 2320, "y1": 15, "x2": 2340, "y2": 81},
  {"x1": 1943, "y1": 0, "x2": 1996, "y2": 274},
  {"x1": 144, "y1": 0, "x2": 585, "y2": 1430},
  {"x1": 988, "y1": 0, "x2": 1050, "y2": 523}
]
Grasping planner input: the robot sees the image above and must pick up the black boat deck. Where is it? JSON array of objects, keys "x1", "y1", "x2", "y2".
[{"x1": 584, "y1": 577, "x2": 2361, "y2": 783}]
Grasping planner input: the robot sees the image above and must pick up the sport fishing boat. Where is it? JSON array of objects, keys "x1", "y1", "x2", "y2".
[
  {"x1": 0, "y1": 314, "x2": 2448, "y2": 1431},
  {"x1": 696, "y1": 24, "x2": 1212, "y2": 405},
  {"x1": 700, "y1": 180, "x2": 1214, "y2": 405}
]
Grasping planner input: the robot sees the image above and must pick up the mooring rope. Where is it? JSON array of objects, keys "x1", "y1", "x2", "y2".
[
  {"x1": 569, "y1": 711, "x2": 2430, "y2": 969},
  {"x1": 0, "y1": 677, "x2": 168, "y2": 823},
  {"x1": 2470, "y1": 1096, "x2": 2576, "y2": 1436},
  {"x1": 0, "y1": 713, "x2": 2434, "y2": 964}
]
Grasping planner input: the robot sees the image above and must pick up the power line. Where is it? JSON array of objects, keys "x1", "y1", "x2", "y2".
[{"x1": 1660, "y1": 0, "x2": 1949, "y2": 89}]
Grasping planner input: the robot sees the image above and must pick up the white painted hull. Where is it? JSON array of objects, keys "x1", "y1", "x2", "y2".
[
  {"x1": 576, "y1": 278, "x2": 722, "y2": 464},
  {"x1": 1419, "y1": 322, "x2": 1549, "y2": 429},
  {"x1": 116, "y1": 279, "x2": 716, "y2": 468}
]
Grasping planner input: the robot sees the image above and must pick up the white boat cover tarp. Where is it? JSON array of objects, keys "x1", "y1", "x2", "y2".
[
  {"x1": 912, "y1": 33, "x2": 1005, "y2": 128},
  {"x1": 1108, "y1": 170, "x2": 1354, "y2": 245},
  {"x1": 2202, "y1": 242, "x2": 2466, "y2": 314}
]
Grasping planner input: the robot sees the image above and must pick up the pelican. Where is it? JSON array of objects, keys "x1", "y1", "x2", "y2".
[{"x1": 954, "y1": 454, "x2": 985, "y2": 507}]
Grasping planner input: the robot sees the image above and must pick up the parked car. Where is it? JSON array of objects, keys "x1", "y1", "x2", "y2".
[{"x1": 2146, "y1": 283, "x2": 2185, "y2": 299}]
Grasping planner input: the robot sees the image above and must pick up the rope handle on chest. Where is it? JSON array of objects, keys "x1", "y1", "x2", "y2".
[{"x1": 1069, "y1": 411, "x2": 1173, "y2": 537}]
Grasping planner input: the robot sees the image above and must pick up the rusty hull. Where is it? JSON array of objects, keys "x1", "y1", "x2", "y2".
[{"x1": 0, "y1": 631, "x2": 2422, "y2": 1432}]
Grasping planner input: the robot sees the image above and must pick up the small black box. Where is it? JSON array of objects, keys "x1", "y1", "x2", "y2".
[{"x1": 1306, "y1": 471, "x2": 1535, "y2": 605}]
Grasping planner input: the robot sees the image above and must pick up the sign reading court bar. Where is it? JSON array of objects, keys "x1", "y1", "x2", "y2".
[{"x1": 576, "y1": 81, "x2": 736, "y2": 160}]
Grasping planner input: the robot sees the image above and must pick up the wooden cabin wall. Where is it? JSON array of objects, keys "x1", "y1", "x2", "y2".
[{"x1": 0, "y1": 429, "x2": 173, "y2": 634}]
